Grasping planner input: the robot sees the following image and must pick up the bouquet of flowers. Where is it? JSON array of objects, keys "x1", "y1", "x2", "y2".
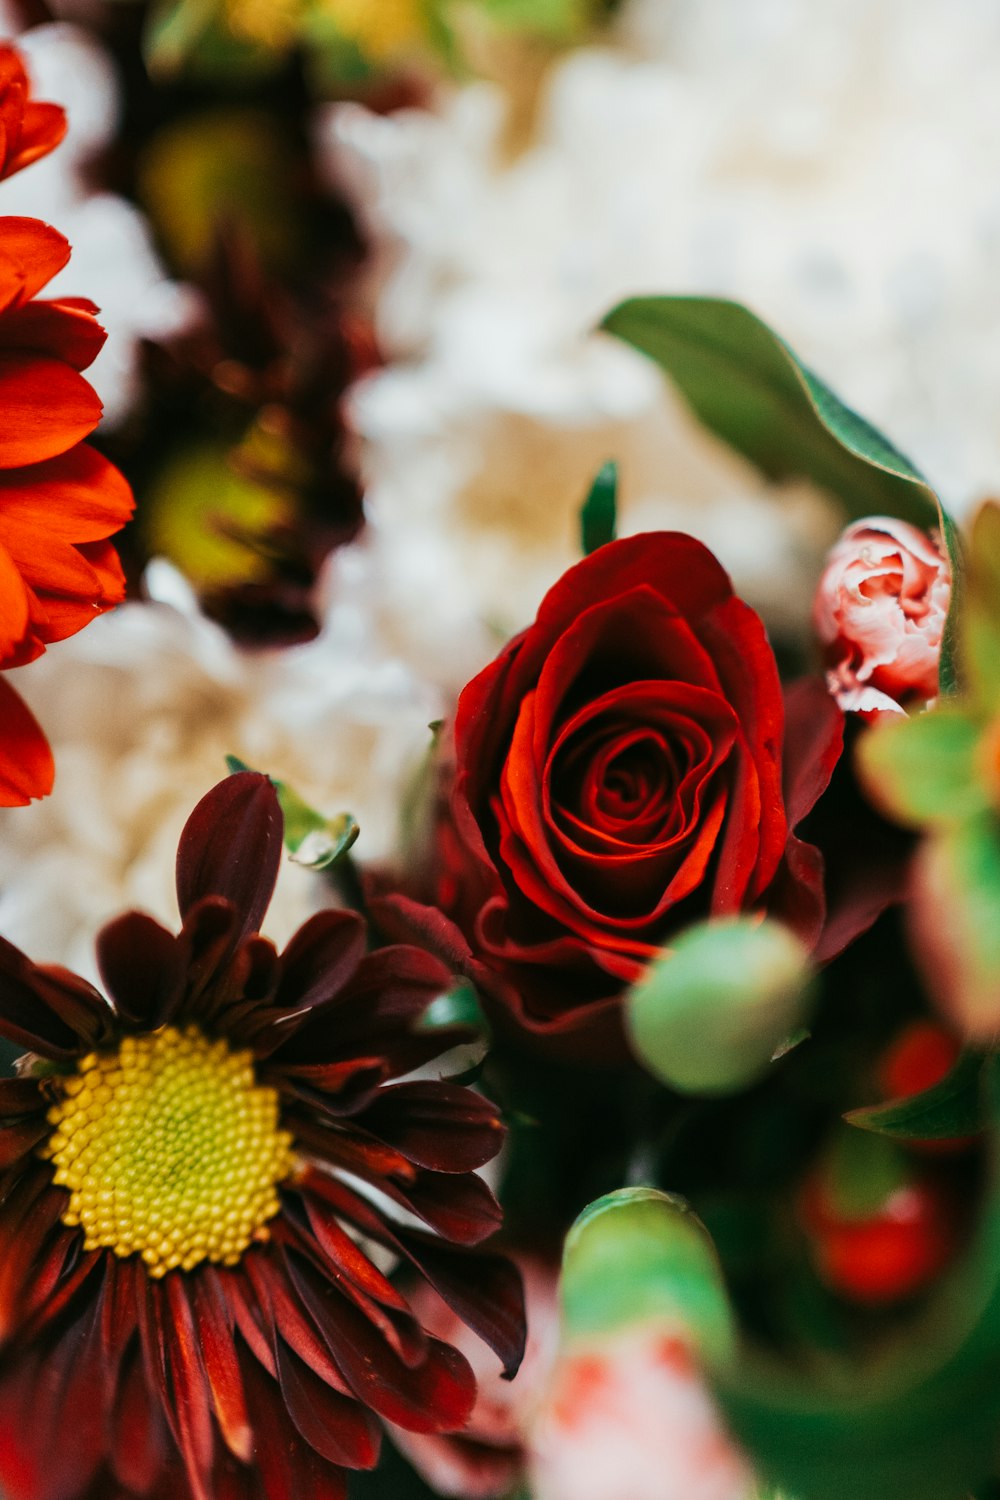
[{"x1": 1, "y1": 8, "x2": 1000, "y2": 1500}]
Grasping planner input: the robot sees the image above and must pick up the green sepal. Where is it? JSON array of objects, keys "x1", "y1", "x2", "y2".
[
  {"x1": 625, "y1": 917, "x2": 815, "y2": 1097},
  {"x1": 579, "y1": 459, "x2": 618, "y2": 555},
  {"x1": 561, "y1": 1187, "x2": 735, "y2": 1363},
  {"x1": 225, "y1": 756, "x2": 359, "y2": 869},
  {"x1": 855, "y1": 707, "x2": 987, "y2": 831},
  {"x1": 600, "y1": 295, "x2": 961, "y2": 692},
  {"x1": 845, "y1": 1052, "x2": 985, "y2": 1142}
]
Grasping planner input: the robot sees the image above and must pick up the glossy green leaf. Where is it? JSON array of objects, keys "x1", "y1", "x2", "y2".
[
  {"x1": 579, "y1": 459, "x2": 618, "y2": 555},
  {"x1": 715, "y1": 1059, "x2": 1000, "y2": 1500},
  {"x1": 601, "y1": 296, "x2": 961, "y2": 692},
  {"x1": 625, "y1": 918, "x2": 815, "y2": 1096},
  {"x1": 855, "y1": 707, "x2": 987, "y2": 831},
  {"x1": 561, "y1": 1187, "x2": 735, "y2": 1362},
  {"x1": 845, "y1": 1052, "x2": 985, "y2": 1142}
]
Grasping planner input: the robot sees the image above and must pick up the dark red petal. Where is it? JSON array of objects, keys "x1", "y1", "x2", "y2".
[
  {"x1": 0, "y1": 1114, "x2": 49, "y2": 1166},
  {"x1": 782, "y1": 675, "x2": 845, "y2": 828},
  {"x1": 359, "y1": 1082, "x2": 506, "y2": 1174},
  {"x1": 275, "y1": 1341, "x2": 381, "y2": 1469},
  {"x1": 99, "y1": 1256, "x2": 138, "y2": 1396},
  {"x1": 285, "y1": 1253, "x2": 477, "y2": 1433},
  {"x1": 309, "y1": 1140, "x2": 504, "y2": 1246},
  {"x1": 110, "y1": 1349, "x2": 168, "y2": 1496},
  {"x1": 243, "y1": 1252, "x2": 352, "y2": 1395},
  {"x1": 0, "y1": 1170, "x2": 63, "y2": 1338},
  {"x1": 276, "y1": 909, "x2": 367, "y2": 1012},
  {"x1": 190, "y1": 1273, "x2": 253, "y2": 1463},
  {"x1": 241, "y1": 1347, "x2": 348, "y2": 1500},
  {"x1": 397, "y1": 1234, "x2": 526, "y2": 1380},
  {"x1": 175, "y1": 773, "x2": 283, "y2": 942},
  {"x1": 275, "y1": 1060, "x2": 389, "y2": 1125},
  {"x1": 0, "y1": 1077, "x2": 44, "y2": 1116},
  {"x1": 96, "y1": 911, "x2": 185, "y2": 1029},
  {"x1": 163, "y1": 1274, "x2": 216, "y2": 1500},
  {"x1": 210, "y1": 1266, "x2": 276, "y2": 1377},
  {"x1": 0, "y1": 935, "x2": 91, "y2": 1058},
  {"x1": 298, "y1": 1196, "x2": 410, "y2": 1312},
  {"x1": 32, "y1": 964, "x2": 114, "y2": 1048}
]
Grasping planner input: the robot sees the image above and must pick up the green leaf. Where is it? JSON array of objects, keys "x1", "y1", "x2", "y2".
[
  {"x1": 225, "y1": 757, "x2": 359, "y2": 870},
  {"x1": 855, "y1": 707, "x2": 987, "y2": 831},
  {"x1": 625, "y1": 918, "x2": 815, "y2": 1096},
  {"x1": 714, "y1": 1058, "x2": 1000, "y2": 1500},
  {"x1": 912, "y1": 816, "x2": 1000, "y2": 1042},
  {"x1": 963, "y1": 503, "x2": 1000, "y2": 710},
  {"x1": 579, "y1": 459, "x2": 618, "y2": 555},
  {"x1": 601, "y1": 296, "x2": 962, "y2": 690},
  {"x1": 415, "y1": 980, "x2": 492, "y2": 1077},
  {"x1": 561, "y1": 1187, "x2": 735, "y2": 1362},
  {"x1": 845, "y1": 1052, "x2": 985, "y2": 1142}
]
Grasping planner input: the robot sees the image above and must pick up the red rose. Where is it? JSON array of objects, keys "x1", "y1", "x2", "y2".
[{"x1": 385, "y1": 534, "x2": 843, "y2": 1054}]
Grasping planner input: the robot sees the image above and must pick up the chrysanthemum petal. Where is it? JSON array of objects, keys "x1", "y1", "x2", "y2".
[
  {"x1": 396, "y1": 1234, "x2": 527, "y2": 1381},
  {"x1": 110, "y1": 1351, "x2": 168, "y2": 1496},
  {"x1": 190, "y1": 1275, "x2": 253, "y2": 1464},
  {"x1": 0, "y1": 677, "x2": 52, "y2": 806},
  {"x1": 241, "y1": 1350, "x2": 348, "y2": 1500},
  {"x1": 162, "y1": 1276, "x2": 216, "y2": 1500},
  {"x1": 362, "y1": 1081, "x2": 506, "y2": 1173},
  {"x1": 275, "y1": 1341, "x2": 381, "y2": 1469},
  {"x1": 96, "y1": 910, "x2": 186, "y2": 1029},
  {"x1": 0, "y1": 935, "x2": 88, "y2": 1057},
  {"x1": 176, "y1": 773, "x2": 283, "y2": 943}
]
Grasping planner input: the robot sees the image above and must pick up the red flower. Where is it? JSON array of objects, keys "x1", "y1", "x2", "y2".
[
  {"x1": 383, "y1": 535, "x2": 842, "y2": 1053},
  {"x1": 0, "y1": 215, "x2": 134, "y2": 804},
  {"x1": 0, "y1": 45, "x2": 66, "y2": 180},
  {"x1": 0, "y1": 773, "x2": 524, "y2": 1500}
]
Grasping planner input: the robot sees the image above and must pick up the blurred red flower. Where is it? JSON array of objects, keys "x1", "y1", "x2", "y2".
[{"x1": 0, "y1": 44, "x2": 66, "y2": 180}]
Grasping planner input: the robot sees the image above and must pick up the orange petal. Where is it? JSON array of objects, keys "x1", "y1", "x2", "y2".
[
  {"x1": 0, "y1": 675, "x2": 53, "y2": 805},
  {"x1": 0, "y1": 298, "x2": 106, "y2": 370},
  {"x1": 0, "y1": 540, "x2": 33, "y2": 664},
  {"x1": 0, "y1": 444, "x2": 134, "y2": 544},
  {"x1": 0, "y1": 217, "x2": 69, "y2": 311},
  {"x1": 0, "y1": 352, "x2": 101, "y2": 467},
  {"x1": 3, "y1": 102, "x2": 66, "y2": 178}
]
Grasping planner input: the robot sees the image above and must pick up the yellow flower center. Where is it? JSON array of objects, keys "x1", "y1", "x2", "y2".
[{"x1": 42, "y1": 1025, "x2": 295, "y2": 1278}]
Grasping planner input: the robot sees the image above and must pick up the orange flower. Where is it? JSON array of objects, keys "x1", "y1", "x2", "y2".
[
  {"x1": 0, "y1": 215, "x2": 134, "y2": 803},
  {"x1": 0, "y1": 44, "x2": 66, "y2": 179}
]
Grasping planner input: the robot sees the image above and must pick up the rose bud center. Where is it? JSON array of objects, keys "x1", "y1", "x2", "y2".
[{"x1": 41, "y1": 1024, "x2": 295, "y2": 1277}]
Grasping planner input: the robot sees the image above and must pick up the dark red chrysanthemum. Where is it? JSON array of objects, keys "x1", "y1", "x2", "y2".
[
  {"x1": 0, "y1": 773, "x2": 524, "y2": 1500},
  {"x1": 0, "y1": 44, "x2": 66, "y2": 180}
]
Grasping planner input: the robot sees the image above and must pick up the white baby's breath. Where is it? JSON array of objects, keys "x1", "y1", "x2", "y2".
[{"x1": 0, "y1": 558, "x2": 442, "y2": 984}]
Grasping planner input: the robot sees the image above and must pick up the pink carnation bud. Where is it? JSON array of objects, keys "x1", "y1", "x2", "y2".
[
  {"x1": 388, "y1": 1258, "x2": 560, "y2": 1498},
  {"x1": 813, "y1": 517, "x2": 951, "y2": 715},
  {"x1": 527, "y1": 1329, "x2": 754, "y2": 1500}
]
